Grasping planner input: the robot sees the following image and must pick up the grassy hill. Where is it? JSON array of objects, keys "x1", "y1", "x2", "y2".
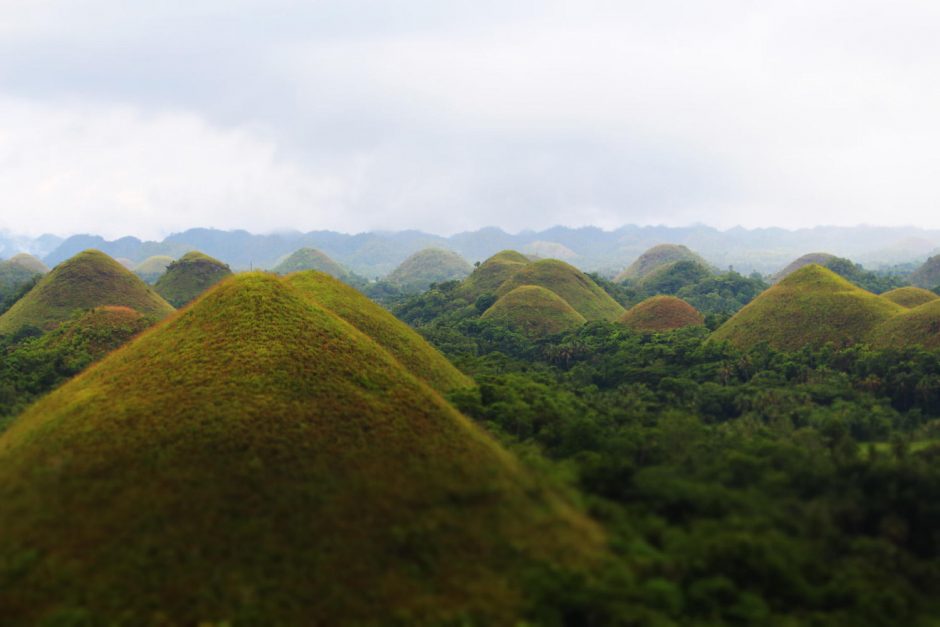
[
  {"x1": 619, "y1": 295, "x2": 705, "y2": 332},
  {"x1": 457, "y1": 250, "x2": 531, "y2": 300},
  {"x1": 869, "y1": 299, "x2": 940, "y2": 349},
  {"x1": 386, "y1": 247, "x2": 472, "y2": 292},
  {"x1": 482, "y1": 285, "x2": 587, "y2": 337},
  {"x1": 0, "y1": 273, "x2": 602, "y2": 625},
  {"x1": 154, "y1": 251, "x2": 233, "y2": 307},
  {"x1": 638, "y1": 259, "x2": 714, "y2": 294},
  {"x1": 285, "y1": 270, "x2": 472, "y2": 393},
  {"x1": 615, "y1": 244, "x2": 708, "y2": 282},
  {"x1": 711, "y1": 265, "x2": 904, "y2": 350},
  {"x1": 911, "y1": 254, "x2": 940, "y2": 289},
  {"x1": 881, "y1": 286, "x2": 939, "y2": 309},
  {"x1": 497, "y1": 259, "x2": 624, "y2": 321},
  {"x1": 0, "y1": 255, "x2": 47, "y2": 308},
  {"x1": 133, "y1": 255, "x2": 175, "y2": 284},
  {"x1": 272, "y1": 247, "x2": 349, "y2": 279},
  {"x1": 522, "y1": 241, "x2": 578, "y2": 260},
  {"x1": 0, "y1": 250, "x2": 174, "y2": 336},
  {"x1": 772, "y1": 252, "x2": 838, "y2": 282},
  {"x1": 6, "y1": 253, "x2": 48, "y2": 274}
]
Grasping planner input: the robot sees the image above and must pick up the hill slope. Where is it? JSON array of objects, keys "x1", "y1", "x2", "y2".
[
  {"x1": 881, "y1": 286, "x2": 939, "y2": 309},
  {"x1": 6, "y1": 253, "x2": 48, "y2": 274},
  {"x1": 272, "y1": 247, "x2": 349, "y2": 279},
  {"x1": 0, "y1": 273, "x2": 601, "y2": 625},
  {"x1": 154, "y1": 251, "x2": 233, "y2": 307},
  {"x1": 869, "y1": 299, "x2": 940, "y2": 349},
  {"x1": 497, "y1": 259, "x2": 625, "y2": 321},
  {"x1": 615, "y1": 244, "x2": 708, "y2": 282},
  {"x1": 619, "y1": 295, "x2": 705, "y2": 332},
  {"x1": 285, "y1": 270, "x2": 472, "y2": 393},
  {"x1": 386, "y1": 248, "x2": 472, "y2": 292},
  {"x1": 482, "y1": 285, "x2": 587, "y2": 337},
  {"x1": 133, "y1": 255, "x2": 174, "y2": 283},
  {"x1": 771, "y1": 252, "x2": 838, "y2": 282},
  {"x1": 457, "y1": 250, "x2": 531, "y2": 300},
  {"x1": 0, "y1": 250, "x2": 174, "y2": 335},
  {"x1": 911, "y1": 254, "x2": 940, "y2": 289},
  {"x1": 711, "y1": 265, "x2": 904, "y2": 350},
  {"x1": 0, "y1": 255, "x2": 46, "y2": 306}
]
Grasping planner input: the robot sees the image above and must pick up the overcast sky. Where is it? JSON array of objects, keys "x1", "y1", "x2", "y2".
[{"x1": 2, "y1": 1, "x2": 940, "y2": 239}]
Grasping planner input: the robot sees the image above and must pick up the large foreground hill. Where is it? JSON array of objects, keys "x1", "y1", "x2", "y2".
[{"x1": 0, "y1": 273, "x2": 601, "y2": 625}]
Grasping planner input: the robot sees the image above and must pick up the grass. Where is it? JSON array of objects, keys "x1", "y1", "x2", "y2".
[
  {"x1": 0, "y1": 250, "x2": 175, "y2": 335},
  {"x1": 615, "y1": 244, "x2": 708, "y2": 282},
  {"x1": 154, "y1": 251, "x2": 233, "y2": 307},
  {"x1": 482, "y1": 285, "x2": 587, "y2": 337},
  {"x1": 457, "y1": 250, "x2": 531, "y2": 300},
  {"x1": 497, "y1": 259, "x2": 625, "y2": 322},
  {"x1": 880, "y1": 286, "x2": 939, "y2": 309},
  {"x1": 869, "y1": 298, "x2": 940, "y2": 349},
  {"x1": 711, "y1": 264, "x2": 905, "y2": 350},
  {"x1": 272, "y1": 247, "x2": 349, "y2": 278},
  {"x1": 285, "y1": 270, "x2": 473, "y2": 393},
  {"x1": 619, "y1": 295, "x2": 705, "y2": 332},
  {"x1": 771, "y1": 252, "x2": 838, "y2": 282},
  {"x1": 133, "y1": 255, "x2": 175, "y2": 284},
  {"x1": 0, "y1": 273, "x2": 602, "y2": 625},
  {"x1": 5, "y1": 253, "x2": 47, "y2": 274},
  {"x1": 386, "y1": 248, "x2": 472, "y2": 292},
  {"x1": 911, "y1": 254, "x2": 940, "y2": 289}
]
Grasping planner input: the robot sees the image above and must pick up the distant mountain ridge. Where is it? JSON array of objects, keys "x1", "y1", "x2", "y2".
[{"x1": 23, "y1": 224, "x2": 940, "y2": 279}]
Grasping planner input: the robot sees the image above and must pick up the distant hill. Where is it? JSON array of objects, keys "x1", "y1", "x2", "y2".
[
  {"x1": 6, "y1": 253, "x2": 48, "y2": 274},
  {"x1": 497, "y1": 259, "x2": 624, "y2": 321},
  {"x1": 285, "y1": 270, "x2": 472, "y2": 393},
  {"x1": 458, "y1": 250, "x2": 531, "y2": 300},
  {"x1": 522, "y1": 240, "x2": 578, "y2": 260},
  {"x1": 482, "y1": 285, "x2": 587, "y2": 337},
  {"x1": 638, "y1": 259, "x2": 714, "y2": 295},
  {"x1": 0, "y1": 272, "x2": 601, "y2": 625},
  {"x1": 0, "y1": 250, "x2": 174, "y2": 336},
  {"x1": 619, "y1": 295, "x2": 704, "y2": 332},
  {"x1": 772, "y1": 252, "x2": 839, "y2": 282},
  {"x1": 615, "y1": 244, "x2": 709, "y2": 283},
  {"x1": 869, "y1": 299, "x2": 940, "y2": 350},
  {"x1": 711, "y1": 265, "x2": 903, "y2": 350},
  {"x1": 385, "y1": 247, "x2": 472, "y2": 292},
  {"x1": 911, "y1": 255, "x2": 940, "y2": 289},
  {"x1": 0, "y1": 254, "x2": 47, "y2": 307},
  {"x1": 272, "y1": 248, "x2": 349, "y2": 279},
  {"x1": 133, "y1": 255, "x2": 174, "y2": 284},
  {"x1": 154, "y1": 251, "x2": 233, "y2": 307},
  {"x1": 881, "y1": 287, "x2": 939, "y2": 309}
]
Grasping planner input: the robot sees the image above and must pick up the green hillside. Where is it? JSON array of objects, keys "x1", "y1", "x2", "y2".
[
  {"x1": 285, "y1": 270, "x2": 472, "y2": 393},
  {"x1": 0, "y1": 273, "x2": 601, "y2": 625},
  {"x1": 133, "y1": 255, "x2": 175, "y2": 284},
  {"x1": 771, "y1": 252, "x2": 838, "y2": 282},
  {"x1": 911, "y1": 254, "x2": 940, "y2": 289},
  {"x1": 6, "y1": 253, "x2": 48, "y2": 274},
  {"x1": 272, "y1": 247, "x2": 349, "y2": 278},
  {"x1": 482, "y1": 285, "x2": 587, "y2": 337},
  {"x1": 615, "y1": 244, "x2": 708, "y2": 282},
  {"x1": 154, "y1": 250, "x2": 233, "y2": 307},
  {"x1": 497, "y1": 259, "x2": 625, "y2": 321},
  {"x1": 457, "y1": 250, "x2": 531, "y2": 300},
  {"x1": 0, "y1": 255, "x2": 46, "y2": 308},
  {"x1": 711, "y1": 264, "x2": 904, "y2": 350},
  {"x1": 881, "y1": 286, "x2": 939, "y2": 309},
  {"x1": 0, "y1": 250, "x2": 174, "y2": 335},
  {"x1": 638, "y1": 259, "x2": 714, "y2": 294},
  {"x1": 869, "y1": 299, "x2": 940, "y2": 349},
  {"x1": 619, "y1": 295, "x2": 704, "y2": 332},
  {"x1": 386, "y1": 247, "x2": 472, "y2": 292}
]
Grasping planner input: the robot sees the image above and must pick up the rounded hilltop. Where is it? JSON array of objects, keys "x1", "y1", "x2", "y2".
[
  {"x1": 496, "y1": 258, "x2": 624, "y2": 321},
  {"x1": 869, "y1": 299, "x2": 940, "y2": 350},
  {"x1": 272, "y1": 247, "x2": 349, "y2": 279},
  {"x1": 482, "y1": 285, "x2": 587, "y2": 337},
  {"x1": 457, "y1": 249, "x2": 531, "y2": 300},
  {"x1": 619, "y1": 295, "x2": 704, "y2": 332},
  {"x1": 881, "y1": 286, "x2": 939, "y2": 309},
  {"x1": 0, "y1": 272, "x2": 602, "y2": 625},
  {"x1": 6, "y1": 253, "x2": 48, "y2": 274},
  {"x1": 615, "y1": 244, "x2": 708, "y2": 283},
  {"x1": 154, "y1": 250, "x2": 232, "y2": 307},
  {"x1": 0, "y1": 249, "x2": 174, "y2": 336},
  {"x1": 710, "y1": 264, "x2": 904, "y2": 351},
  {"x1": 133, "y1": 255, "x2": 175, "y2": 284},
  {"x1": 772, "y1": 252, "x2": 839, "y2": 283},
  {"x1": 386, "y1": 247, "x2": 472, "y2": 292}
]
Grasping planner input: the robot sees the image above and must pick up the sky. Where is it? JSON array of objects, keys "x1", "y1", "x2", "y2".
[{"x1": 1, "y1": 0, "x2": 940, "y2": 239}]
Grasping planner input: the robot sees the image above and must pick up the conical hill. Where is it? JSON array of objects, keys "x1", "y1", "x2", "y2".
[
  {"x1": 881, "y1": 286, "x2": 939, "y2": 309},
  {"x1": 285, "y1": 270, "x2": 472, "y2": 393},
  {"x1": 615, "y1": 244, "x2": 707, "y2": 283},
  {"x1": 133, "y1": 255, "x2": 175, "y2": 283},
  {"x1": 0, "y1": 273, "x2": 602, "y2": 625},
  {"x1": 772, "y1": 252, "x2": 839, "y2": 283},
  {"x1": 482, "y1": 285, "x2": 587, "y2": 337},
  {"x1": 386, "y1": 247, "x2": 472, "y2": 292},
  {"x1": 272, "y1": 247, "x2": 349, "y2": 279},
  {"x1": 496, "y1": 259, "x2": 625, "y2": 321},
  {"x1": 869, "y1": 299, "x2": 940, "y2": 349},
  {"x1": 711, "y1": 265, "x2": 904, "y2": 350},
  {"x1": 619, "y1": 295, "x2": 704, "y2": 332},
  {"x1": 0, "y1": 250, "x2": 174, "y2": 335},
  {"x1": 154, "y1": 250, "x2": 233, "y2": 307},
  {"x1": 457, "y1": 250, "x2": 530, "y2": 300},
  {"x1": 7, "y1": 253, "x2": 48, "y2": 274}
]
